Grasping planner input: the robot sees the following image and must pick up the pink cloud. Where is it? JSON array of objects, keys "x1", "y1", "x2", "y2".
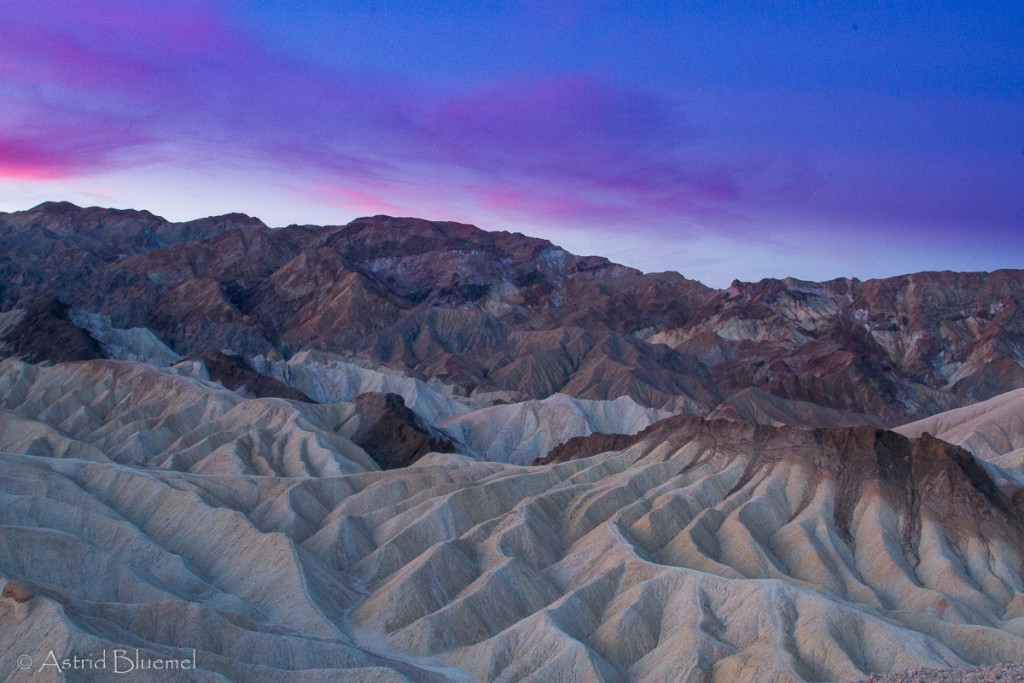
[
  {"x1": 303, "y1": 183, "x2": 415, "y2": 218},
  {"x1": 0, "y1": 120, "x2": 152, "y2": 180},
  {"x1": 0, "y1": 138, "x2": 71, "y2": 180},
  {"x1": 2, "y1": 0, "x2": 231, "y2": 59},
  {"x1": 477, "y1": 185, "x2": 594, "y2": 218},
  {"x1": 0, "y1": 2, "x2": 804, "y2": 236},
  {"x1": 0, "y1": 30, "x2": 154, "y2": 89}
]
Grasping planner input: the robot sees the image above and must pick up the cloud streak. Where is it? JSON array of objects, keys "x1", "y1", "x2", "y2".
[
  {"x1": 0, "y1": 1, "x2": 773, "y2": 232},
  {"x1": 1, "y1": 1, "x2": 1020, "y2": 286}
]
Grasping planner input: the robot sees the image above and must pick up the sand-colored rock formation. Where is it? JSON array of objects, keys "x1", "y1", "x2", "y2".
[
  {"x1": 68, "y1": 308, "x2": 182, "y2": 367},
  {"x1": 1, "y1": 369, "x2": 1022, "y2": 681},
  {"x1": 251, "y1": 350, "x2": 472, "y2": 426},
  {"x1": 437, "y1": 393, "x2": 673, "y2": 464},
  {"x1": 253, "y1": 351, "x2": 669, "y2": 462},
  {"x1": 897, "y1": 387, "x2": 1024, "y2": 489},
  {"x1": 0, "y1": 358, "x2": 377, "y2": 476}
]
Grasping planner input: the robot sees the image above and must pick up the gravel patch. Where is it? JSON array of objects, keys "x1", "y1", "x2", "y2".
[{"x1": 851, "y1": 663, "x2": 1024, "y2": 682}]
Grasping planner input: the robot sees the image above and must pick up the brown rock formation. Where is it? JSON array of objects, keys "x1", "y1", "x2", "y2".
[
  {"x1": 4, "y1": 201, "x2": 1024, "y2": 425},
  {"x1": 533, "y1": 431, "x2": 638, "y2": 465},
  {"x1": 192, "y1": 351, "x2": 311, "y2": 401},
  {"x1": 2, "y1": 579, "x2": 33, "y2": 603},
  {"x1": 0, "y1": 298, "x2": 103, "y2": 363},
  {"x1": 350, "y1": 392, "x2": 456, "y2": 469}
]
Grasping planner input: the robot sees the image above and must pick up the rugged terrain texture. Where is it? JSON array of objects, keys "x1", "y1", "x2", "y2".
[
  {"x1": 851, "y1": 663, "x2": 1024, "y2": 682},
  {"x1": 349, "y1": 391, "x2": 456, "y2": 469},
  {"x1": 0, "y1": 358, "x2": 377, "y2": 476},
  {"x1": 897, "y1": 386, "x2": 1024, "y2": 479},
  {"x1": 3, "y1": 202, "x2": 1024, "y2": 681},
  {"x1": 1, "y1": 359, "x2": 1022, "y2": 681},
  {"x1": 4, "y1": 202, "x2": 1024, "y2": 424}
]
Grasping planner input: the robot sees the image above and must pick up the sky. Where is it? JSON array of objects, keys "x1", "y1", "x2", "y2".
[{"x1": 1, "y1": 1, "x2": 1022, "y2": 287}]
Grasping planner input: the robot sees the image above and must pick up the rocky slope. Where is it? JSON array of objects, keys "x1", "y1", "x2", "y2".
[
  {"x1": 436, "y1": 393, "x2": 672, "y2": 465},
  {"x1": 896, "y1": 387, "x2": 1024, "y2": 490},
  {"x1": 0, "y1": 357, "x2": 378, "y2": 476},
  {"x1": 3, "y1": 201, "x2": 1024, "y2": 681},
  {"x1": 5, "y1": 201, "x2": 1024, "y2": 424},
  {"x1": 1, "y1": 365, "x2": 1022, "y2": 681},
  {"x1": 348, "y1": 391, "x2": 457, "y2": 469}
]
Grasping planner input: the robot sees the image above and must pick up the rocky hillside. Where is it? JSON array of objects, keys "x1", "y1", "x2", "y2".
[
  {"x1": 2, "y1": 365, "x2": 1022, "y2": 681},
  {"x1": 4, "y1": 201, "x2": 1024, "y2": 425},
  {"x1": 2, "y1": 201, "x2": 1024, "y2": 682}
]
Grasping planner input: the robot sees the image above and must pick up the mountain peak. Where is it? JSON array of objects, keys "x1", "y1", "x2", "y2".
[
  {"x1": 23, "y1": 200, "x2": 163, "y2": 222},
  {"x1": 28, "y1": 200, "x2": 81, "y2": 213},
  {"x1": 180, "y1": 212, "x2": 268, "y2": 231}
]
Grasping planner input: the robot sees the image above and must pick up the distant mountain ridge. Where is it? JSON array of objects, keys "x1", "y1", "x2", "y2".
[{"x1": 3, "y1": 200, "x2": 1024, "y2": 426}]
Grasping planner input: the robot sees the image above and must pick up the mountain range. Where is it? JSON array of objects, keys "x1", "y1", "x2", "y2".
[
  {"x1": 4, "y1": 201, "x2": 1024, "y2": 427},
  {"x1": 1, "y1": 201, "x2": 1022, "y2": 682}
]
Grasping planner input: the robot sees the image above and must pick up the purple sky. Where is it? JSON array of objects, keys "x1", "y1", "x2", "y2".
[{"x1": 1, "y1": 1, "x2": 1022, "y2": 287}]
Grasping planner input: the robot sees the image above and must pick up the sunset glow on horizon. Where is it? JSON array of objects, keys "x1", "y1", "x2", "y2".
[{"x1": 1, "y1": 1, "x2": 1022, "y2": 287}]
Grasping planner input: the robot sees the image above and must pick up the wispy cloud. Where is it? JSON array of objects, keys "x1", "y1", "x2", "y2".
[
  {"x1": 2, "y1": 1, "x2": 1020, "y2": 286},
  {"x1": 0, "y1": 1, "x2": 772, "y2": 232}
]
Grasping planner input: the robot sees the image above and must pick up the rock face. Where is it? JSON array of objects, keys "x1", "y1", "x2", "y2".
[
  {"x1": 896, "y1": 386, "x2": 1024, "y2": 485},
  {"x1": 2, "y1": 580, "x2": 32, "y2": 604},
  {"x1": 0, "y1": 298, "x2": 103, "y2": 363},
  {"x1": 350, "y1": 392, "x2": 456, "y2": 469},
  {"x1": 190, "y1": 351, "x2": 311, "y2": 402},
  {"x1": 437, "y1": 393, "x2": 672, "y2": 465},
  {"x1": 707, "y1": 386, "x2": 890, "y2": 428},
  {"x1": 5, "y1": 201, "x2": 1024, "y2": 423},
  {"x1": 533, "y1": 430, "x2": 640, "y2": 465},
  {"x1": 665, "y1": 274, "x2": 1024, "y2": 422}
]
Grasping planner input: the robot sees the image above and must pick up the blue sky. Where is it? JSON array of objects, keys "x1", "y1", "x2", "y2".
[{"x1": 1, "y1": 1, "x2": 1021, "y2": 286}]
